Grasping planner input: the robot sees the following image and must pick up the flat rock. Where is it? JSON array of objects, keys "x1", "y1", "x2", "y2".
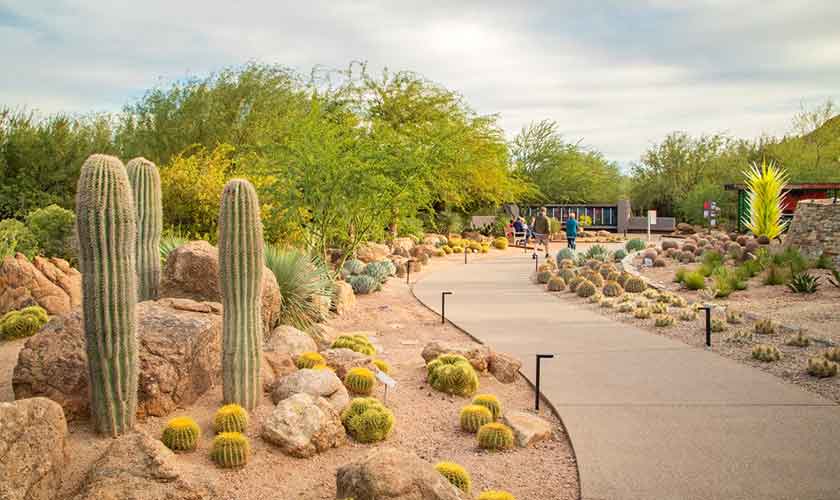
[
  {"x1": 261, "y1": 393, "x2": 346, "y2": 458},
  {"x1": 502, "y1": 411, "x2": 553, "y2": 447},
  {"x1": 0, "y1": 253, "x2": 81, "y2": 316},
  {"x1": 265, "y1": 325, "x2": 317, "y2": 357},
  {"x1": 421, "y1": 341, "x2": 491, "y2": 372},
  {"x1": 336, "y1": 447, "x2": 467, "y2": 500},
  {"x1": 0, "y1": 397, "x2": 67, "y2": 500},
  {"x1": 321, "y1": 347, "x2": 377, "y2": 379},
  {"x1": 332, "y1": 281, "x2": 356, "y2": 316},
  {"x1": 489, "y1": 351, "x2": 522, "y2": 384},
  {"x1": 271, "y1": 368, "x2": 350, "y2": 411},
  {"x1": 71, "y1": 431, "x2": 212, "y2": 500},
  {"x1": 13, "y1": 298, "x2": 222, "y2": 421}
]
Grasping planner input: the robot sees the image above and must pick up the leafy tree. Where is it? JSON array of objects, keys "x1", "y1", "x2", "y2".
[{"x1": 0, "y1": 219, "x2": 39, "y2": 259}]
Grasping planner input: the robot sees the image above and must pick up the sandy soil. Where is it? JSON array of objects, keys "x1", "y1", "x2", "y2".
[{"x1": 0, "y1": 247, "x2": 580, "y2": 500}]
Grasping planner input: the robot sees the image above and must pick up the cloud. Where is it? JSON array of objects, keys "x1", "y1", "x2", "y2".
[{"x1": 1, "y1": 0, "x2": 838, "y2": 165}]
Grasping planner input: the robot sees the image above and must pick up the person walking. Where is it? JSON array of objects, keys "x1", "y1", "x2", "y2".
[
  {"x1": 566, "y1": 212, "x2": 579, "y2": 251},
  {"x1": 532, "y1": 207, "x2": 552, "y2": 258}
]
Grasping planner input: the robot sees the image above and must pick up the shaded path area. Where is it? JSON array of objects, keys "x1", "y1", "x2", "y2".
[{"x1": 413, "y1": 253, "x2": 840, "y2": 500}]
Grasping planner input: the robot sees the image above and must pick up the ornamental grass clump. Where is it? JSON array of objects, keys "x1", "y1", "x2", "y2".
[
  {"x1": 435, "y1": 461, "x2": 471, "y2": 494},
  {"x1": 576, "y1": 280, "x2": 597, "y2": 298},
  {"x1": 624, "y1": 276, "x2": 646, "y2": 293},
  {"x1": 296, "y1": 351, "x2": 325, "y2": 369},
  {"x1": 683, "y1": 271, "x2": 706, "y2": 291},
  {"x1": 427, "y1": 354, "x2": 479, "y2": 396},
  {"x1": 460, "y1": 405, "x2": 494, "y2": 433},
  {"x1": 344, "y1": 367, "x2": 376, "y2": 396},
  {"x1": 264, "y1": 246, "x2": 334, "y2": 330},
  {"x1": 807, "y1": 357, "x2": 839, "y2": 378},
  {"x1": 752, "y1": 344, "x2": 781, "y2": 362},
  {"x1": 211, "y1": 432, "x2": 250, "y2": 468},
  {"x1": 546, "y1": 276, "x2": 566, "y2": 292},
  {"x1": 214, "y1": 404, "x2": 248, "y2": 433},
  {"x1": 161, "y1": 416, "x2": 200, "y2": 452},
  {"x1": 341, "y1": 397, "x2": 395, "y2": 443},
  {"x1": 332, "y1": 334, "x2": 376, "y2": 355},
  {"x1": 477, "y1": 422, "x2": 515, "y2": 451}
]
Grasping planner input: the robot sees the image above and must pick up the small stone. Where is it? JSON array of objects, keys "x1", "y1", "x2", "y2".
[{"x1": 502, "y1": 411, "x2": 554, "y2": 447}]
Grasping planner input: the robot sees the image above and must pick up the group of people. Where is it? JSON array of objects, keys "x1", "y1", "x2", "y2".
[{"x1": 508, "y1": 207, "x2": 579, "y2": 258}]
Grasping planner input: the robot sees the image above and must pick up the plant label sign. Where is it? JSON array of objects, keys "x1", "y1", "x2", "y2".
[
  {"x1": 376, "y1": 371, "x2": 397, "y2": 388},
  {"x1": 647, "y1": 210, "x2": 657, "y2": 225}
]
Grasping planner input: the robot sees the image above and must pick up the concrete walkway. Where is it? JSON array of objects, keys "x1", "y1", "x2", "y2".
[{"x1": 413, "y1": 253, "x2": 840, "y2": 500}]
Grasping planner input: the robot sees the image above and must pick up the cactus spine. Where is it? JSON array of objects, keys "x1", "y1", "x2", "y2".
[
  {"x1": 126, "y1": 158, "x2": 163, "y2": 300},
  {"x1": 219, "y1": 179, "x2": 264, "y2": 410},
  {"x1": 75, "y1": 154, "x2": 139, "y2": 436}
]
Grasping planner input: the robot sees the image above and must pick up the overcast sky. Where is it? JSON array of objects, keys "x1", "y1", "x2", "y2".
[{"x1": 2, "y1": 0, "x2": 839, "y2": 165}]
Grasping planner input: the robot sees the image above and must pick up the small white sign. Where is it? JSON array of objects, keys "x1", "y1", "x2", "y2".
[
  {"x1": 376, "y1": 370, "x2": 397, "y2": 388},
  {"x1": 647, "y1": 210, "x2": 657, "y2": 225},
  {"x1": 643, "y1": 257, "x2": 654, "y2": 267}
]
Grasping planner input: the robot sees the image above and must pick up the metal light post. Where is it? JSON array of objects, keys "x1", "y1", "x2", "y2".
[
  {"x1": 535, "y1": 354, "x2": 555, "y2": 411},
  {"x1": 441, "y1": 291, "x2": 453, "y2": 324},
  {"x1": 702, "y1": 305, "x2": 712, "y2": 347},
  {"x1": 406, "y1": 258, "x2": 415, "y2": 284}
]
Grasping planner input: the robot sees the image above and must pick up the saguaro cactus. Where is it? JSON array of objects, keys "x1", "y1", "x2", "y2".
[
  {"x1": 126, "y1": 157, "x2": 163, "y2": 300},
  {"x1": 218, "y1": 179, "x2": 263, "y2": 410},
  {"x1": 75, "y1": 154, "x2": 139, "y2": 436}
]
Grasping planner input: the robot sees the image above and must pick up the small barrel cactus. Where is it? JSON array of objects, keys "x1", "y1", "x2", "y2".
[
  {"x1": 472, "y1": 394, "x2": 502, "y2": 420},
  {"x1": 711, "y1": 318, "x2": 726, "y2": 332},
  {"x1": 587, "y1": 292, "x2": 604, "y2": 304},
  {"x1": 442, "y1": 245, "x2": 453, "y2": 254},
  {"x1": 807, "y1": 357, "x2": 838, "y2": 378},
  {"x1": 634, "y1": 307, "x2": 652, "y2": 319},
  {"x1": 75, "y1": 154, "x2": 138, "y2": 436},
  {"x1": 679, "y1": 309, "x2": 698, "y2": 321},
  {"x1": 650, "y1": 303, "x2": 668, "y2": 314},
  {"x1": 427, "y1": 354, "x2": 479, "y2": 397},
  {"x1": 725, "y1": 329, "x2": 753, "y2": 344},
  {"x1": 585, "y1": 259, "x2": 601, "y2": 270},
  {"x1": 214, "y1": 404, "x2": 248, "y2": 433},
  {"x1": 726, "y1": 310, "x2": 743, "y2": 324},
  {"x1": 567, "y1": 276, "x2": 585, "y2": 292},
  {"x1": 559, "y1": 258, "x2": 575, "y2": 269},
  {"x1": 345, "y1": 367, "x2": 376, "y2": 396},
  {"x1": 492, "y1": 238, "x2": 508, "y2": 250},
  {"x1": 599, "y1": 263, "x2": 616, "y2": 279},
  {"x1": 349, "y1": 274, "x2": 379, "y2": 295},
  {"x1": 536, "y1": 270, "x2": 553, "y2": 284},
  {"x1": 341, "y1": 397, "x2": 395, "y2": 443},
  {"x1": 581, "y1": 270, "x2": 604, "y2": 287},
  {"x1": 670, "y1": 295, "x2": 688, "y2": 308},
  {"x1": 478, "y1": 490, "x2": 516, "y2": 500},
  {"x1": 373, "y1": 358, "x2": 391, "y2": 374},
  {"x1": 435, "y1": 461, "x2": 471, "y2": 494},
  {"x1": 785, "y1": 332, "x2": 810, "y2": 347},
  {"x1": 332, "y1": 334, "x2": 376, "y2": 355},
  {"x1": 642, "y1": 288, "x2": 660, "y2": 300},
  {"x1": 559, "y1": 268, "x2": 577, "y2": 283},
  {"x1": 477, "y1": 422, "x2": 515, "y2": 450},
  {"x1": 576, "y1": 280, "x2": 597, "y2": 298},
  {"x1": 125, "y1": 157, "x2": 163, "y2": 301},
  {"x1": 752, "y1": 344, "x2": 781, "y2": 362},
  {"x1": 451, "y1": 245, "x2": 464, "y2": 253},
  {"x1": 460, "y1": 404, "x2": 493, "y2": 433},
  {"x1": 618, "y1": 302, "x2": 635, "y2": 313},
  {"x1": 754, "y1": 319, "x2": 776, "y2": 335},
  {"x1": 211, "y1": 432, "x2": 250, "y2": 468},
  {"x1": 218, "y1": 179, "x2": 264, "y2": 410},
  {"x1": 602, "y1": 280, "x2": 623, "y2": 297},
  {"x1": 0, "y1": 306, "x2": 49, "y2": 340},
  {"x1": 537, "y1": 262, "x2": 554, "y2": 273},
  {"x1": 655, "y1": 314, "x2": 675, "y2": 327},
  {"x1": 624, "y1": 276, "x2": 646, "y2": 293},
  {"x1": 296, "y1": 351, "x2": 326, "y2": 369},
  {"x1": 161, "y1": 416, "x2": 200, "y2": 452},
  {"x1": 823, "y1": 347, "x2": 840, "y2": 363},
  {"x1": 546, "y1": 277, "x2": 566, "y2": 292}
]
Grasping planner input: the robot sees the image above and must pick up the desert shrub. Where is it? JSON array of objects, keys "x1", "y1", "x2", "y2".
[
  {"x1": 655, "y1": 314, "x2": 674, "y2": 327},
  {"x1": 364, "y1": 261, "x2": 392, "y2": 284},
  {"x1": 624, "y1": 276, "x2": 646, "y2": 293},
  {"x1": 0, "y1": 218, "x2": 39, "y2": 259},
  {"x1": 787, "y1": 272, "x2": 820, "y2": 293},
  {"x1": 815, "y1": 252, "x2": 834, "y2": 270},
  {"x1": 264, "y1": 246, "x2": 334, "y2": 329},
  {"x1": 427, "y1": 354, "x2": 479, "y2": 396},
  {"x1": 754, "y1": 319, "x2": 776, "y2": 335},
  {"x1": 602, "y1": 280, "x2": 623, "y2": 297},
  {"x1": 576, "y1": 280, "x2": 597, "y2": 298},
  {"x1": 26, "y1": 204, "x2": 76, "y2": 262},
  {"x1": 679, "y1": 309, "x2": 698, "y2": 321},
  {"x1": 584, "y1": 245, "x2": 608, "y2": 261},
  {"x1": 343, "y1": 258, "x2": 366, "y2": 275},
  {"x1": 547, "y1": 276, "x2": 566, "y2": 292},
  {"x1": 295, "y1": 351, "x2": 325, "y2": 369},
  {"x1": 0, "y1": 306, "x2": 49, "y2": 340},
  {"x1": 683, "y1": 271, "x2": 706, "y2": 290},
  {"x1": 373, "y1": 358, "x2": 391, "y2": 374},
  {"x1": 762, "y1": 263, "x2": 788, "y2": 286},
  {"x1": 772, "y1": 247, "x2": 810, "y2": 274},
  {"x1": 341, "y1": 397, "x2": 395, "y2": 443},
  {"x1": 349, "y1": 274, "x2": 379, "y2": 295},
  {"x1": 752, "y1": 344, "x2": 781, "y2": 362},
  {"x1": 823, "y1": 348, "x2": 840, "y2": 363},
  {"x1": 786, "y1": 332, "x2": 810, "y2": 347},
  {"x1": 477, "y1": 422, "x2": 515, "y2": 450},
  {"x1": 478, "y1": 491, "x2": 516, "y2": 500},
  {"x1": 493, "y1": 237, "x2": 508, "y2": 250},
  {"x1": 332, "y1": 334, "x2": 376, "y2": 355},
  {"x1": 613, "y1": 249, "x2": 627, "y2": 261},
  {"x1": 634, "y1": 307, "x2": 651, "y2": 319},
  {"x1": 726, "y1": 310, "x2": 743, "y2": 324},
  {"x1": 211, "y1": 432, "x2": 250, "y2": 468},
  {"x1": 626, "y1": 239, "x2": 646, "y2": 252},
  {"x1": 435, "y1": 461, "x2": 471, "y2": 494},
  {"x1": 698, "y1": 250, "x2": 723, "y2": 276},
  {"x1": 460, "y1": 405, "x2": 493, "y2": 433},
  {"x1": 214, "y1": 404, "x2": 248, "y2": 433},
  {"x1": 344, "y1": 367, "x2": 376, "y2": 396},
  {"x1": 807, "y1": 357, "x2": 838, "y2": 378},
  {"x1": 711, "y1": 267, "x2": 747, "y2": 298},
  {"x1": 674, "y1": 267, "x2": 688, "y2": 283},
  {"x1": 472, "y1": 394, "x2": 502, "y2": 420},
  {"x1": 161, "y1": 416, "x2": 200, "y2": 452},
  {"x1": 567, "y1": 276, "x2": 586, "y2": 292}
]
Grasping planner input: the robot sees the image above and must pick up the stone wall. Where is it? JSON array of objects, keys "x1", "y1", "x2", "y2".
[{"x1": 784, "y1": 199, "x2": 840, "y2": 268}]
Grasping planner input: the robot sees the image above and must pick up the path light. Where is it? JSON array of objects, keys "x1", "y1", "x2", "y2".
[
  {"x1": 702, "y1": 305, "x2": 712, "y2": 347},
  {"x1": 535, "y1": 354, "x2": 555, "y2": 411},
  {"x1": 441, "y1": 291, "x2": 453, "y2": 324},
  {"x1": 406, "y1": 258, "x2": 415, "y2": 284},
  {"x1": 533, "y1": 253, "x2": 539, "y2": 272}
]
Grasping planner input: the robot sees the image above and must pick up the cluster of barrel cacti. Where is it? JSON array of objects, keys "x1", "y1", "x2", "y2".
[
  {"x1": 345, "y1": 367, "x2": 376, "y2": 396},
  {"x1": 341, "y1": 397, "x2": 395, "y2": 443},
  {"x1": 332, "y1": 334, "x2": 376, "y2": 355},
  {"x1": 296, "y1": 351, "x2": 326, "y2": 369},
  {"x1": 0, "y1": 306, "x2": 49, "y2": 340},
  {"x1": 427, "y1": 354, "x2": 479, "y2": 396}
]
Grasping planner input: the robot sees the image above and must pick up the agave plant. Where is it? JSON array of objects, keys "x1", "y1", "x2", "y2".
[
  {"x1": 742, "y1": 160, "x2": 789, "y2": 240},
  {"x1": 159, "y1": 233, "x2": 189, "y2": 263},
  {"x1": 787, "y1": 272, "x2": 820, "y2": 294},
  {"x1": 264, "y1": 245, "x2": 334, "y2": 329}
]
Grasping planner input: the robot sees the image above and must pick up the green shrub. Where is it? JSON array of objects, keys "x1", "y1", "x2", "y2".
[
  {"x1": 265, "y1": 246, "x2": 334, "y2": 329},
  {"x1": 626, "y1": 239, "x2": 646, "y2": 252},
  {"x1": 214, "y1": 404, "x2": 248, "y2": 433},
  {"x1": 427, "y1": 354, "x2": 479, "y2": 396},
  {"x1": 332, "y1": 334, "x2": 376, "y2": 355},
  {"x1": 683, "y1": 271, "x2": 706, "y2": 290},
  {"x1": 211, "y1": 432, "x2": 249, "y2": 468},
  {"x1": 341, "y1": 397, "x2": 395, "y2": 443},
  {"x1": 576, "y1": 280, "x2": 597, "y2": 298},
  {"x1": 344, "y1": 367, "x2": 376, "y2": 396},
  {"x1": 815, "y1": 252, "x2": 834, "y2": 270},
  {"x1": 807, "y1": 357, "x2": 838, "y2": 378},
  {"x1": 772, "y1": 247, "x2": 809, "y2": 274},
  {"x1": 460, "y1": 404, "x2": 493, "y2": 433},
  {"x1": 26, "y1": 204, "x2": 76, "y2": 262},
  {"x1": 712, "y1": 267, "x2": 747, "y2": 298},
  {"x1": 787, "y1": 272, "x2": 820, "y2": 293},
  {"x1": 343, "y1": 258, "x2": 366, "y2": 275},
  {"x1": 0, "y1": 219, "x2": 39, "y2": 259},
  {"x1": 762, "y1": 264, "x2": 788, "y2": 286},
  {"x1": 613, "y1": 249, "x2": 627, "y2": 261},
  {"x1": 477, "y1": 422, "x2": 515, "y2": 450},
  {"x1": 161, "y1": 416, "x2": 200, "y2": 452},
  {"x1": 752, "y1": 344, "x2": 781, "y2": 362},
  {"x1": 624, "y1": 276, "x2": 646, "y2": 293},
  {"x1": 698, "y1": 250, "x2": 723, "y2": 277},
  {"x1": 435, "y1": 461, "x2": 471, "y2": 494},
  {"x1": 349, "y1": 274, "x2": 379, "y2": 295}
]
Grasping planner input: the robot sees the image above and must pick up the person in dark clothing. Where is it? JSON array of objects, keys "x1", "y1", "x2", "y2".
[
  {"x1": 566, "y1": 212, "x2": 579, "y2": 250},
  {"x1": 532, "y1": 207, "x2": 552, "y2": 258}
]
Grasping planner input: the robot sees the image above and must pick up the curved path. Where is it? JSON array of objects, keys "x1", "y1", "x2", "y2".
[{"x1": 414, "y1": 252, "x2": 840, "y2": 500}]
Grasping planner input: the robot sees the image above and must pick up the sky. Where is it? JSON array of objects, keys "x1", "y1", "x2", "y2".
[{"x1": 1, "y1": 0, "x2": 839, "y2": 166}]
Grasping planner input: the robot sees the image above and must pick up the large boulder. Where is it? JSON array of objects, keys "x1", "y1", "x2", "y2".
[
  {"x1": 356, "y1": 242, "x2": 390, "y2": 263},
  {"x1": 488, "y1": 352, "x2": 522, "y2": 384},
  {"x1": 13, "y1": 298, "x2": 223, "y2": 421},
  {"x1": 265, "y1": 325, "x2": 317, "y2": 357},
  {"x1": 421, "y1": 341, "x2": 491, "y2": 372},
  {"x1": 0, "y1": 253, "x2": 81, "y2": 316},
  {"x1": 71, "y1": 431, "x2": 212, "y2": 500},
  {"x1": 321, "y1": 347, "x2": 377, "y2": 380},
  {"x1": 336, "y1": 447, "x2": 467, "y2": 500},
  {"x1": 159, "y1": 240, "x2": 281, "y2": 333},
  {"x1": 502, "y1": 411, "x2": 554, "y2": 447},
  {"x1": 271, "y1": 368, "x2": 350, "y2": 411},
  {"x1": 261, "y1": 393, "x2": 346, "y2": 458},
  {"x1": 0, "y1": 397, "x2": 67, "y2": 500},
  {"x1": 332, "y1": 281, "x2": 356, "y2": 316},
  {"x1": 261, "y1": 350, "x2": 297, "y2": 393}
]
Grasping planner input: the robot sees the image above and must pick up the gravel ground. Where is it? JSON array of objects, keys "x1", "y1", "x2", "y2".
[{"x1": 1, "y1": 248, "x2": 579, "y2": 500}]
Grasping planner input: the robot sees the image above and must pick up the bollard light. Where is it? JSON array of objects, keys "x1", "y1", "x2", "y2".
[
  {"x1": 406, "y1": 258, "x2": 415, "y2": 284},
  {"x1": 535, "y1": 354, "x2": 555, "y2": 411},
  {"x1": 441, "y1": 291, "x2": 453, "y2": 324},
  {"x1": 702, "y1": 305, "x2": 712, "y2": 347}
]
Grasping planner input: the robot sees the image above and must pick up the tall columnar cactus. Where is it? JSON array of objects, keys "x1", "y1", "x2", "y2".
[
  {"x1": 126, "y1": 157, "x2": 163, "y2": 300},
  {"x1": 75, "y1": 154, "x2": 139, "y2": 436},
  {"x1": 219, "y1": 179, "x2": 264, "y2": 410}
]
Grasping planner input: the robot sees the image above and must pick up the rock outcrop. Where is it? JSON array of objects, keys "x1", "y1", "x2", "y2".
[
  {"x1": 0, "y1": 254, "x2": 81, "y2": 316},
  {"x1": 261, "y1": 393, "x2": 346, "y2": 458},
  {"x1": 488, "y1": 352, "x2": 522, "y2": 383},
  {"x1": 271, "y1": 368, "x2": 349, "y2": 411},
  {"x1": 421, "y1": 341, "x2": 491, "y2": 372},
  {"x1": 356, "y1": 242, "x2": 390, "y2": 263}
]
